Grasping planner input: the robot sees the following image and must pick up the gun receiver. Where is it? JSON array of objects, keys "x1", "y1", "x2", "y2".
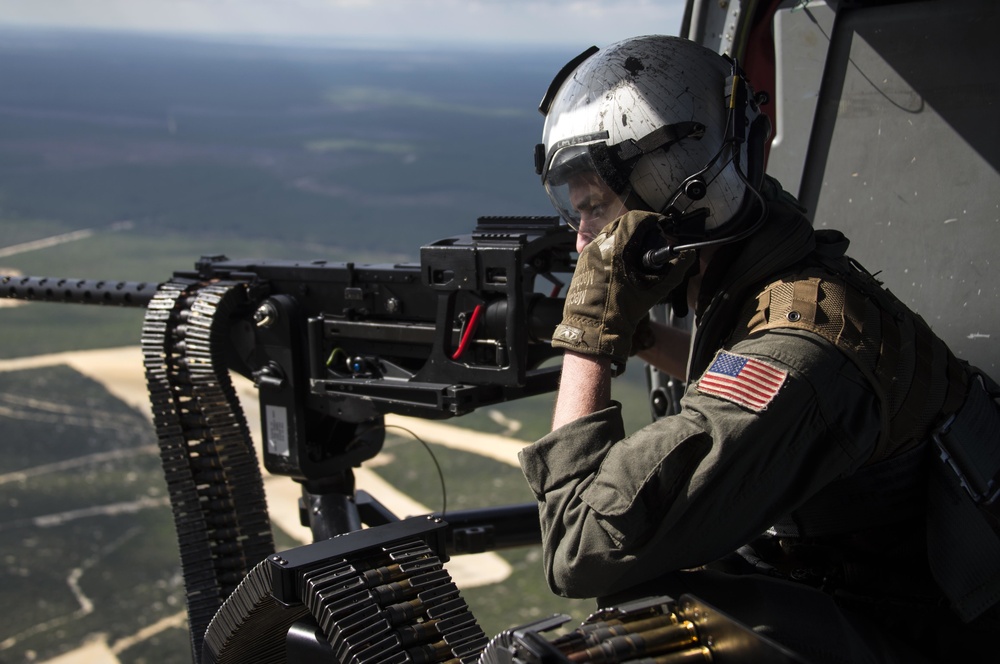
[
  {"x1": 3, "y1": 215, "x2": 572, "y2": 480},
  {"x1": 194, "y1": 216, "x2": 569, "y2": 416}
]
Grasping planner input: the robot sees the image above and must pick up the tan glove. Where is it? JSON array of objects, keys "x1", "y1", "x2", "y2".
[{"x1": 551, "y1": 211, "x2": 696, "y2": 367}]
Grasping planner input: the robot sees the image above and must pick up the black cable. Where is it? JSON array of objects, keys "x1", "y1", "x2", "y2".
[{"x1": 382, "y1": 423, "x2": 448, "y2": 517}]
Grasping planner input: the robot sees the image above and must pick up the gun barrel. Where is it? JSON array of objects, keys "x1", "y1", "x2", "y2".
[{"x1": 1, "y1": 274, "x2": 159, "y2": 307}]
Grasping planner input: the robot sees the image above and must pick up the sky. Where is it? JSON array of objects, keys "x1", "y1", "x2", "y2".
[{"x1": 0, "y1": 0, "x2": 687, "y2": 47}]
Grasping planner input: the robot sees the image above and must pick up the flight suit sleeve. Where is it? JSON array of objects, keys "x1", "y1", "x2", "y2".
[{"x1": 518, "y1": 329, "x2": 883, "y2": 599}]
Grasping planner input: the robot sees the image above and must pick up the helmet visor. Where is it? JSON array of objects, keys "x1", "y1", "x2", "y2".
[{"x1": 543, "y1": 143, "x2": 631, "y2": 247}]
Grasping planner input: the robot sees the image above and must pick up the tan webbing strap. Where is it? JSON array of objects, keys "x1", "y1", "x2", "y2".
[
  {"x1": 746, "y1": 275, "x2": 865, "y2": 348},
  {"x1": 837, "y1": 281, "x2": 868, "y2": 352},
  {"x1": 790, "y1": 279, "x2": 819, "y2": 327},
  {"x1": 747, "y1": 287, "x2": 770, "y2": 332},
  {"x1": 744, "y1": 276, "x2": 824, "y2": 336}
]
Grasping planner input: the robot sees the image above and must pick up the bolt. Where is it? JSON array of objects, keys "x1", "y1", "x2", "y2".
[{"x1": 254, "y1": 301, "x2": 279, "y2": 328}]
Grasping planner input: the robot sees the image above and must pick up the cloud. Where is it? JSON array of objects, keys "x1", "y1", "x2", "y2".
[{"x1": 0, "y1": 0, "x2": 686, "y2": 46}]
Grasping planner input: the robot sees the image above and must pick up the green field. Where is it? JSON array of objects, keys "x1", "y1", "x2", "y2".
[{"x1": 0, "y1": 367, "x2": 188, "y2": 662}]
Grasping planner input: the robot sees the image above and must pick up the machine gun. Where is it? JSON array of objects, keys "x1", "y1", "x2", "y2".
[
  {"x1": 2, "y1": 215, "x2": 575, "y2": 662},
  {"x1": 3, "y1": 214, "x2": 570, "y2": 477},
  {"x1": 3, "y1": 215, "x2": 805, "y2": 664}
]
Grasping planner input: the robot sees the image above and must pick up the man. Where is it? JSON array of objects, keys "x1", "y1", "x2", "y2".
[{"x1": 518, "y1": 35, "x2": 999, "y2": 663}]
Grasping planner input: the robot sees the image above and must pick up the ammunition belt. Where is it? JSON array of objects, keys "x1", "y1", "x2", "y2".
[
  {"x1": 481, "y1": 594, "x2": 806, "y2": 664},
  {"x1": 482, "y1": 597, "x2": 708, "y2": 664},
  {"x1": 203, "y1": 520, "x2": 489, "y2": 664},
  {"x1": 142, "y1": 279, "x2": 275, "y2": 663}
]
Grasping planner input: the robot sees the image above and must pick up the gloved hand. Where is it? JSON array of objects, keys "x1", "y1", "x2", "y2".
[{"x1": 551, "y1": 211, "x2": 697, "y2": 367}]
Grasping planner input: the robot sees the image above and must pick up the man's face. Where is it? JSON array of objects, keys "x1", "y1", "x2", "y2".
[{"x1": 566, "y1": 171, "x2": 627, "y2": 253}]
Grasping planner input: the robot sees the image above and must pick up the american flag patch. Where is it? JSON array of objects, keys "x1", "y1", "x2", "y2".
[{"x1": 697, "y1": 351, "x2": 787, "y2": 412}]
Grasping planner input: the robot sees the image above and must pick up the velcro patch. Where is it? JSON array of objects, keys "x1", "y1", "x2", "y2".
[
  {"x1": 697, "y1": 351, "x2": 787, "y2": 412},
  {"x1": 552, "y1": 323, "x2": 584, "y2": 346}
]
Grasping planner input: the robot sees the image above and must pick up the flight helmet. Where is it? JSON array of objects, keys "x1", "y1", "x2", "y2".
[{"x1": 535, "y1": 35, "x2": 771, "y2": 250}]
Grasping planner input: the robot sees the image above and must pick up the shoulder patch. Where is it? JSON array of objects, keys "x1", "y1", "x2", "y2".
[{"x1": 696, "y1": 351, "x2": 787, "y2": 412}]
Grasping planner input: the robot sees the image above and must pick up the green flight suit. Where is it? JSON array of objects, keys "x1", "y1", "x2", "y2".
[{"x1": 518, "y1": 180, "x2": 999, "y2": 663}]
